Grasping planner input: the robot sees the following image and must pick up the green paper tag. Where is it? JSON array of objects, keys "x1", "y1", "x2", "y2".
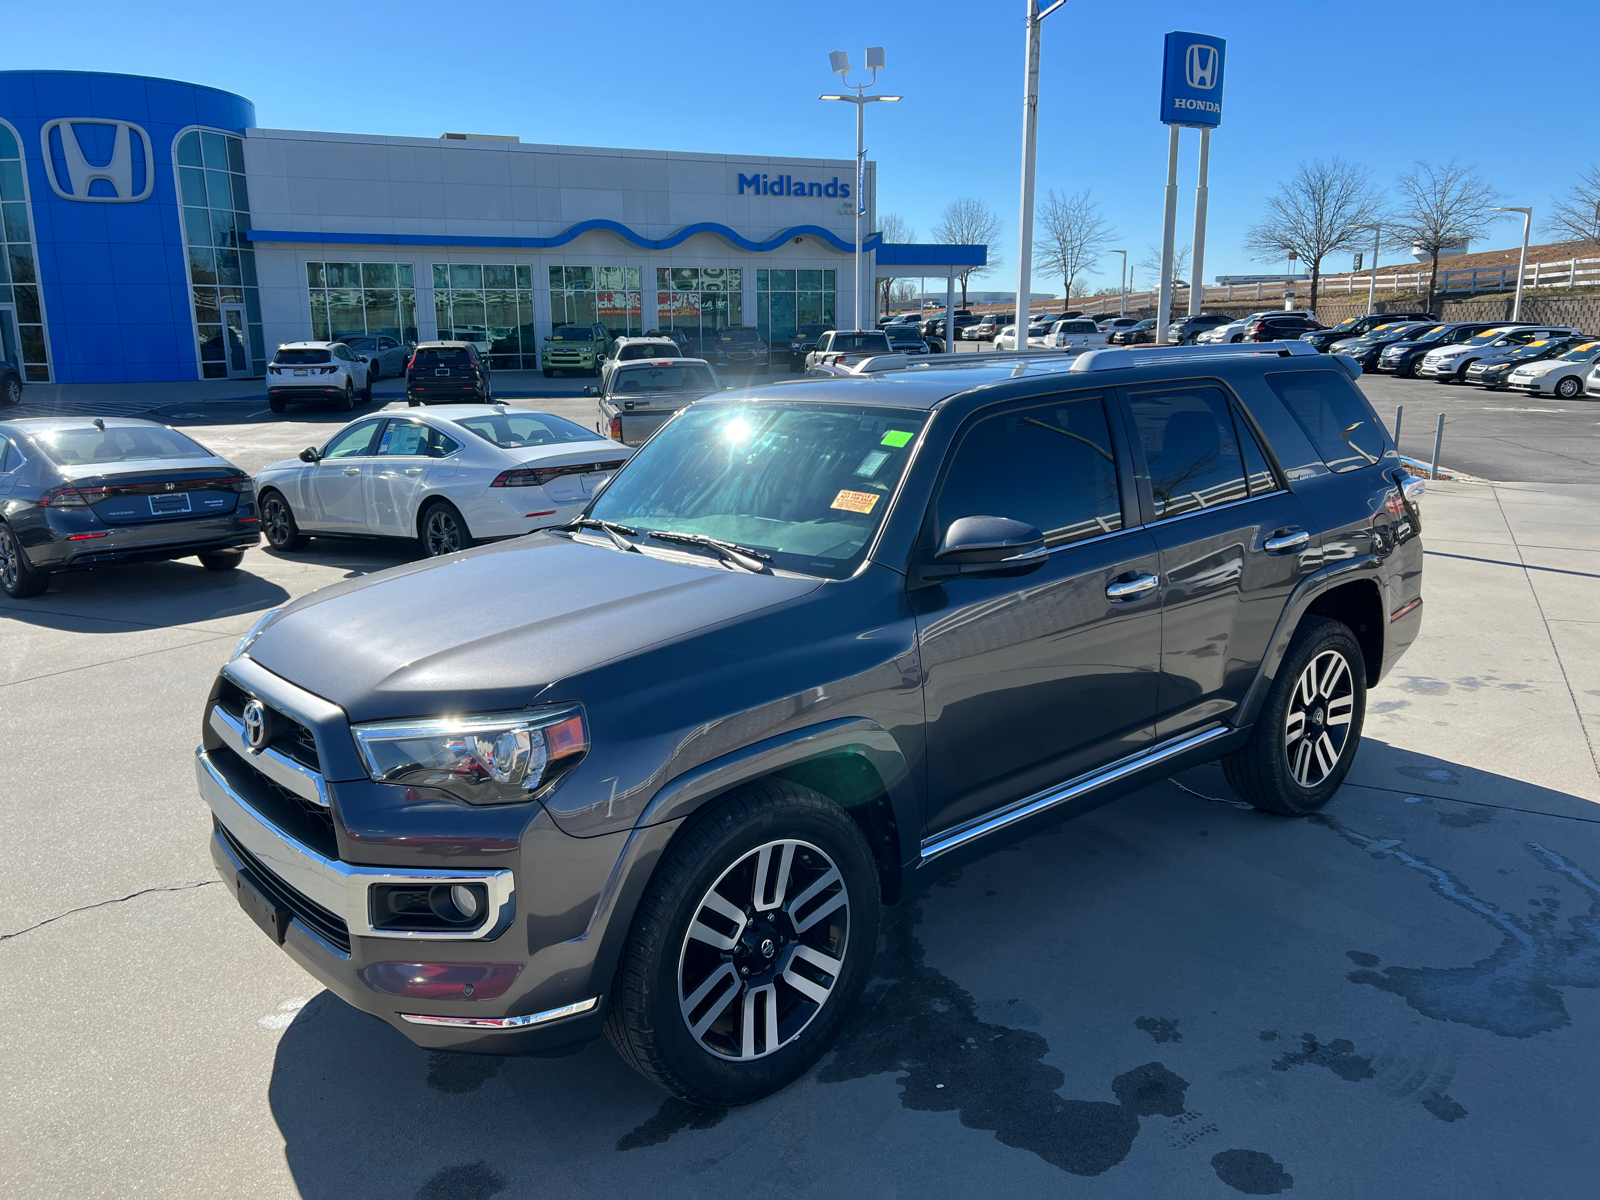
[{"x1": 881, "y1": 430, "x2": 913, "y2": 448}]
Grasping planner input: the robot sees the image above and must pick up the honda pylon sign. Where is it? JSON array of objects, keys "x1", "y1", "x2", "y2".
[{"x1": 1160, "y1": 32, "x2": 1225, "y2": 128}]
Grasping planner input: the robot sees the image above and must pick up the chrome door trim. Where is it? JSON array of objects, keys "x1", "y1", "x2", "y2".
[
  {"x1": 1263, "y1": 530, "x2": 1311, "y2": 553},
  {"x1": 919, "y1": 724, "x2": 1232, "y2": 862},
  {"x1": 1105, "y1": 571, "x2": 1160, "y2": 601},
  {"x1": 399, "y1": 996, "x2": 600, "y2": 1031},
  {"x1": 208, "y1": 704, "x2": 329, "y2": 807},
  {"x1": 196, "y1": 747, "x2": 515, "y2": 940}
]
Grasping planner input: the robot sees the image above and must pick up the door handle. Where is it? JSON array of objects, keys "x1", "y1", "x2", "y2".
[
  {"x1": 1264, "y1": 529, "x2": 1310, "y2": 554},
  {"x1": 343, "y1": 466, "x2": 360, "y2": 476},
  {"x1": 1105, "y1": 572, "x2": 1160, "y2": 601},
  {"x1": 405, "y1": 468, "x2": 423, "y2": 476}
]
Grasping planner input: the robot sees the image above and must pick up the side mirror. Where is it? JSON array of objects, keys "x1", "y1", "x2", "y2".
[
  {"x1": 359, "y1": 355, "x2": 369, "y2": 363},
  {"x1": 299, "y1": 447, "x2": 322, "y2": 463},
  {"x1": 582, "y1": 385, "x2": 600, "y2": 397},
  {"x1": 922, "y1": 516, "x2": 1047, "y2": 582}
]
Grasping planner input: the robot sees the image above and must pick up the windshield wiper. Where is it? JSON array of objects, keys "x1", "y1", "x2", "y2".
[
  {"x1": 555, "y1": 517, "x2": 640, "y2": 552},
  {"x1": 646, "y1": 530, "x2": 770, "y2": 573}
]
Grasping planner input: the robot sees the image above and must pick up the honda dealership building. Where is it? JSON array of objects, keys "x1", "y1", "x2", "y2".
[{"x1": 0, "y1": 70, "x2": 982, "y2": 384}]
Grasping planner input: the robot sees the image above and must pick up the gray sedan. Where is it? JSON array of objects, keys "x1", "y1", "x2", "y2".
[{"x1": 339, "y1": 335, "x2": 412, "y2": 380}]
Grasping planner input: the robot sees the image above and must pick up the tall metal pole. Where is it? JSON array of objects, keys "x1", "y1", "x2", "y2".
[
  {"x1": 1511, "y1": 209, "x2": 1530, "y2": 321},
  {"x1": 1014, "y1": 0, "x2": 1043, "y2": 351},
  {"x1": 1187, "y1": 127, "x2": 1210, "y2": 318},
  {"x1": 855, "y1": 96, "x2": 864, "y2": 330},
  {"x1": 1155, "y1": 125, "x2": 1181, "y2": 345},
  {"x1": 1111, "y1": 249, "x2": 1126, "y2": 316},
  {"x1": 1367, "y1": 224, "x2": 1380, "y2": 314}
]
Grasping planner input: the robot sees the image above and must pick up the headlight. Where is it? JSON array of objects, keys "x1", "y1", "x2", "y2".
[
  {"x1": 232, "y1": 606, "x2": 284, "y2": 661},
  {"x1": 351, "y1": 705, "x2": 587, "y2": 805}
]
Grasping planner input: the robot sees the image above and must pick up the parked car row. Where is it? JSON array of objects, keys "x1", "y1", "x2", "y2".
[{"x1": 1325, "y1": 319, "x2": 1600, "y2": 396}]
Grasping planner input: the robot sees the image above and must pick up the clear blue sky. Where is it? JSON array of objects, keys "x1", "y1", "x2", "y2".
[{"x1": 12, "y1": 0, "x2": 1596, "y2": 294}]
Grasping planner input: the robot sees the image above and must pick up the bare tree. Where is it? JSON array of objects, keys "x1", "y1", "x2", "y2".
[
  {"x1": 1034, "y1": 188, "x2": 1115, "y2": 303},
  {"x1": 875, "y1": 213, "x2": 915, "y2": 316},
  {"x1": 1242, "y1": 157, "x2": 1384, "y2": 316},
  {"x1": 1546, "y1": 164, "x2": 1600, "y2": 251},
  {"x1": 1387, "y1": 160, "x2": 1504, "y2": 301},
  {"x1": 933, "y1": 197, "x2": 1003, "y2": 308},
  {"x1": 1138, "y1": 242, "x2": 1191, "y2": 294}
]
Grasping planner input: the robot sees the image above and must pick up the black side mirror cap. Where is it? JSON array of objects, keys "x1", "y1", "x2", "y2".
[
  {"x1": 582, "y1": 385, "x2": 600, "y2": 397},
  {"x1": 921, "y1": 516, "x2": 1047, "y2": 582},
  {"x1": 299, "y1": 447, "x2": 321, "y2": 463}
]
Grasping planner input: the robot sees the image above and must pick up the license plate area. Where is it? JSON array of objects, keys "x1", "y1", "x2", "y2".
[
  {"x1": 235, "y1": 870, "x2": 289, "y2": 945},
  {"x1": 294, "y1": 368, "x2": 308, "y2": 376},
  {"x1": 149, "y1": 491, "x2": 192, "y2": 515}
]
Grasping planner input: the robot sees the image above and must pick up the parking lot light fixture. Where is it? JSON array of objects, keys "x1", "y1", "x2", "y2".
[
  {"x1": 821, "y1": 50, "x2": 901, "y2": 332},
  {"x1": 1491, "y1": 206, "x2": 1533, "y2": 321},
  {"x1": 1014, "y1": 0, "x2": 1068, "y2": 351},
  {"x1": 1348, "y1": 223, "x2": 1382, "y2": 315},
  {"x1": 1110, "y1": 249, "x2": 1127, "y2": 317}
]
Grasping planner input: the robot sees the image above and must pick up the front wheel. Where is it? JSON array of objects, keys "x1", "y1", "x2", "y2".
[
  {"x1": 1222, "y1": 617, "x2": 1366, "y2": 815},
  {"x1": 605, "y1": 779, "x2": 880, "y2": 1106},
  {"x1": 368, "y1": 361, "x2": 382, "y2": 382},
  {"x1": 542, "y1": 368, "x2": 553, "y2": 378},
  {"x1": 360, "y1": 373, "x2": 373, "y2": 403},
  {"x1": 1557, "y1": 376, "x2": 1583, "y2": 399}
]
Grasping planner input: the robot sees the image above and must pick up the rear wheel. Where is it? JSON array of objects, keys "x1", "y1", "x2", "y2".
[
  {"x1": 198, "y1": 550, "x2": 244, "y2": 571},
  {"x1": 0, "y1": 522, "x2": 49, "y2": 598},
  {"x1": 1222, "y1": 617, "x2": 1366, "y2": 816},
  {"x1": 605, "y1": 779, "x2": 879, "y2": 1106},
  {"x1": 419, "y1": 499, "x2": 472, "y2": 557},
  {"x1": 260, "y1": 490, "x2": 309, "y2": 552},
  {"x1": 339, "y1": 381, "x2": 356, "y2": 411},
  {"x1": 268, "y1": 395, "x2": 286, "y2": 414},
  {"x1": 1557, "y1": 375, "x2": 1584, "y2": 399}
]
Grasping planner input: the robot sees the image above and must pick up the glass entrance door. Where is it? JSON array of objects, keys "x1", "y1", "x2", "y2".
[
  {"x1": 0, "y1": 306, "x2": 17, "y2": 366},
  {"x1": 221, "y1": 305, "x2": 251, "y2": 379}
]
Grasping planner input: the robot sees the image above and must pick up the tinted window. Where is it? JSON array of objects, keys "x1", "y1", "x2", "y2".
[
  {"x1": 33, "y1": 425, "x2": 214, "y2": 465},
  {"x1": 0, "y1": 437, "x2": 14, "y2": 472},
  {"x1": 273, "y1": 348, "x2": 331, "y2": 365},
  {"x1": 620, "y1": 343, "x2": 679, "y2": 361},
  {"x1": 343, "y1": 337, "x2": 377, "y2": 351},
  {"x1": 322, "y1": 421, "x2": 381, "y2": 459},
  {"x1": 551, "y1": 325, "x2": 594, "y2": 342},
  {"x1": 1265, "y1": 371, "x2": 1384, "y2": 474},
  {"x1": 1128, "y1": 387, "x2": 1250, "y2": 518},
  {"x1": 431, "y1": 432, "x2": 461, "y2": 457},
  {"x1": 935, "y1": 396, "x2": 1123, "y2": 548},
  {"x1": 612, "y1": 364, "x2": 717, "y2": 393},
  {"x1": 412, "y1": 348, "x2": 473, "y2": 369},
  {"x1": 453, "y1": 412, "x2": 601, "y2": 448},
  {"x1": 376, "y1": 421, "x2": 430, "y2": 456},
  {"x1": 829, "y1": 333, "x2": 892, "y2": 353}
]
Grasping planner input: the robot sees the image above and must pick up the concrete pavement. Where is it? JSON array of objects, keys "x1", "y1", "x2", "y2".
[{"x1": 3, "y1": 474, "x2": 1600, "y2": 1196}]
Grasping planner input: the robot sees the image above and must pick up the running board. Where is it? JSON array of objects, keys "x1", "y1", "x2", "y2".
[{"x1": 919, "y1": 724, "x2": 1233, "y2": 862}]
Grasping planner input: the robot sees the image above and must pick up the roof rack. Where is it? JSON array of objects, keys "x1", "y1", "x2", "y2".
[{"x1": 1069, "y1": 341, "x2": 1318, "y2": 372}]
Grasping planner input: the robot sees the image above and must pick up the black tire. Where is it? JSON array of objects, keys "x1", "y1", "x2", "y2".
[
  {"x1": 3, "y1": 374, "x2": 22, "y2": 405},
  {"x1": 604, "y1": 779, "x2": 879, "y2": 1106},
  {"x1": 368, "y1": 361, "x2": 381, "y2": 382},
  {"x1": 198, "y1": 550, "x2": 244, "y2": 571},
  {"x1": 0, "y1": 522, "x2": 49, "y2": 598},
  {"x1": 1396, "y1": 360, "x2": 1416, "y2": 379},
  {"x1": 1557, "y1": 376, "x2": 1583, "y2": 400},
  {"x1": 543, "y1": 368, "x2": 553, "y2": 378},
  {"x1": 339, "y1": 381, "x2": 356, "y2": 411},
  {"x1": 260, "y1": 489, "x2": 309, "y2": 552},
  {"x1": 360, "y1": 373, "x2": 373, "y2": 403},
  {"x1": 268, "y1": 395, "x2": 286, "y2": 414},
  {"x1": 1222, "y1": 616, "x2": 1367, "y2": 816},
  {"x1": 418, "y1": 499, "x2": 472, "y2": 557}
]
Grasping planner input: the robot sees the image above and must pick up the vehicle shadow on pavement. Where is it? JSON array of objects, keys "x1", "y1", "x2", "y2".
[
  {"x1": 265, "y1": 743, "x2": 1600, "y2": 1198},
  {"x1": 0, "y1": 558, "x2": 292, "y2": 630}
]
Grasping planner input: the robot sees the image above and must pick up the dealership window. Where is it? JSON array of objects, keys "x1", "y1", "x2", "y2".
[
  {"x1": 175, "y1": 129, "x2": 264, "y2": 379},
  {"x1": 656, "y1": 268, "x2": 742, "y2": 351},
  {"x1": 433, "y1": 264, "x2": 537, "y2": 369},
  {"x1": 549, "y1": 266, "x2": 642, "y2": 341},
  {"x1": 757, "y1": 269, "x2": 835, "y2": 350},
  {"x1": 0, "y1": 122, "x2": 49, "y2": 382},
  {"x1": 307, "y1": 263, "x2": 418, "y2": 344}
]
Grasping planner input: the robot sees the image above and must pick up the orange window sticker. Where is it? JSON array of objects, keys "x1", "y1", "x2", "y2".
[{"x1": 831, "y1": 489, "x2": 880, "y2": 514}]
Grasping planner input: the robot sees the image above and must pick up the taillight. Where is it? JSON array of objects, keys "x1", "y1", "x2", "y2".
[
  {"x1": 405, "y1": 353, "x2": 416, "y2": 372},
  {"x1": 490, "y1": 459, "x2": 626, "y2": 489},
  {"x1": 39, "y1": 485, "x2": 91, "y2": 508},
  {"x1": 609, "y1": 416, "x2": 623, "y2": 441}
]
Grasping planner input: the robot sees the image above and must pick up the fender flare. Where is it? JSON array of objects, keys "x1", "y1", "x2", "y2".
[{"x1": 1234, "y1": 554, "x2": 1386, "y2": 730}]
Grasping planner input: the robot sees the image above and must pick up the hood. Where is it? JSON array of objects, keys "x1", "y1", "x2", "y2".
[{"x1": 246, "y1": 533, "x2": 822, "y2": 723}]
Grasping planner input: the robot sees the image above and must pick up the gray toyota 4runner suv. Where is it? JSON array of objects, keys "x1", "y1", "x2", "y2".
[{"x1": 198, "y1": 341, "x2": 1423, "y2": 1106}]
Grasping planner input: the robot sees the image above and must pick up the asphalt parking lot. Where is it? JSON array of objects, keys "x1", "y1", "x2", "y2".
[{"x1": 5, "y1": 363, "x2": 1600, "y2": 1197}]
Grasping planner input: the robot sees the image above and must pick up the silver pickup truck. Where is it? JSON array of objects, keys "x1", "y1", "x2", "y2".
[{"x1": 586, "y1": 357, "x2": 723, "y2": 446}]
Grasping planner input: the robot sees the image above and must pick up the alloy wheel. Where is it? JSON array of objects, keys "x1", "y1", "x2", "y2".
[
  {"x1": 3, "y1": 377, "x2": 19, "y2": 405},
  {"x1": 424, "y1": 507, "x2": 461, "y2": 555},
  {"x1": 263, "y1": 495, "x2": 292, "y2": 548},
  {"x1": 677, "y1": 838, "x2": 849, "y2": 1061},
  {"x1": 1557, "y1": 376, "x2": 1582, "y2": 399},
  {"x1": 1284, "y1": 649, "x2": 1355, "y2": 787},
  {"x1": 0, "y1": 525, "x2": 17, "y2": 590}
]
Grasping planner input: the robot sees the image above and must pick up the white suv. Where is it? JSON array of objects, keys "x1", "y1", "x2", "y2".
[
  {"x1": 599, "y1": 336, "x2": 681, "y2": 390},
  {"x1": 266, "y1": 341, "x2": 373, "y2": 413},
  {"x1": 1033, "y1": 318, "x2": 1109, "y2": 350},
  {"x1": 1419, "y1": 326, "x2": 1581, "y2": 383}
]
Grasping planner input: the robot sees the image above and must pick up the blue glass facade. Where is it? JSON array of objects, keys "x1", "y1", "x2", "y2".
[{"x1": 0, "y1": 71, "x2": 254, "y2": 383}]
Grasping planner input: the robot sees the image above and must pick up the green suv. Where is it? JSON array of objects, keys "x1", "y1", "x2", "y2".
[{"x1": 542, "y1": 322, "x2": 612, "y2": 377}]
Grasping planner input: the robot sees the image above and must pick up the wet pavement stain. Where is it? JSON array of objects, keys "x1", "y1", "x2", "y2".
[
  {"x1": 817, "y1": 893, "x2": 1190, "y2": 1176},
  {"x1": 414, "y1": 1161, "x2": 508, "y2": 1200},
  {"x1": 1315, "y1": 814, "x2": 1600, "y2": 1037},
  {"x1": 617, "y1": 1098, "x2": 729, "y2": 1151},
  {"x1": 1211, "y1": 1149, "x2": 1294, "y2": 1194},
  {"x1": 1437, "y1": 807, "x2": 1494, "y2": 828},
  {"x1": 1135, "y1": 1016, "x2": 1183, "y2": 1043},
  {"x1": 1271, "y1": 1034, "x2": 1375, "y2": 1083},
  {"x1": 425, "y1": 1053, "x2": 501, "y2": 1095}
]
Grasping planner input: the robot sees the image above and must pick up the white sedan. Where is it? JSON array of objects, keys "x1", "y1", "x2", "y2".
[
  {"x1": 255, "y1": 405, "x2": 634, "y2": 557},
  {"x1": 1511, "y1": 340, "x2": 1600, "y2": 399}
]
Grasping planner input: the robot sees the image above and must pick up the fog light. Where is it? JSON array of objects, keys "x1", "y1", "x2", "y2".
[
  {"x1": 449, "y1": 884, "x2": 481, "y2": 920},
  {"x1": 371, "y1": 882, "x2": 494, "y2": 932},
  {"x1": 429, "y1": 883, "x2": 485, "y2": 925}
]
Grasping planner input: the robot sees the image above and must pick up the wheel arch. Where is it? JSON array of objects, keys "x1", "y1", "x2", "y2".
[
  {"x1": 1304, "y1": 579, "x2": 1384, "y2": 687},
  {"x1": 415, "y1": 493, "x2": 472, "y2": 541}
]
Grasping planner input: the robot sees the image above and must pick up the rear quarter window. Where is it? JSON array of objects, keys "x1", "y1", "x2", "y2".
[{"x1": 1265, "y1": 371, "x2": 1386, "y2": 474}]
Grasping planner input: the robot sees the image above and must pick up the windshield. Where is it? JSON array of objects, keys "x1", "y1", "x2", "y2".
[
  {"x1": 887, "y1": 328, "x2": 922, "y2": 341},
  {"x1": 1503, "y1": 340, "x2": 1557, "y2": 360},
  {"x1": 587, "y1": 402, "x2": 926, "y2": 579},
  {"x1": 720, "y1": 328, "x2": 760, "y2": 342},
  {"x1": 1409, "y1": 325, "x2": 1448, "y2": 341},
  {"x1": 1462, "y1": 330, "x2": 1516, "y2": 348},
  {"x1": 453, "y1": 412, "x2": 602, "y2": 448},
  {"x1": 1134, "y1": 319, "x2": 1156, "y2": 329},
  {"x1": 342, "y1": 337, "x2": 377, "y2": 351},
  {"x1": 1558, "y1": 342, "x2": 1600, "y2": 362},
  {"x1": 551, "y1": 325, "x2": 594, "y2": 342},
  {"x1": 611, "y1": 363, "x2": 718, "y2": 393},
  {"x1": 797, "y1": 325, "x2": 831, "y2": 337},
  {"x1": 1372, "y1": 324, "x2": 1427, "y2": 341},
  {"x1": 273, "y1": 348, "x2": 331, "y2": 365},
  {"x1": 33, "y1": 424, "x2": 214, "y2": 465},
  {"x1": 830, "y1": 333, "x2": 892, "y2": 353},
  {"x1": 1329, "y1": 318, "x2": 1364, "y2": 333}
]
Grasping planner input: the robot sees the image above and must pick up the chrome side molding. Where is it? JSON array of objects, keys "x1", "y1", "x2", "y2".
[{"x1": 919, "y1": 724, "x2": 1233, "y2": 862}]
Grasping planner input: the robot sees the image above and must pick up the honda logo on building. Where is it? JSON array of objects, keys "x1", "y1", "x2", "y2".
[
  {"x1": 40, "y1": 119, "x2": 154, "y2": 203},
  {"x1": 1185, "y1": 44, "x2": 1219, "y2": 90}
]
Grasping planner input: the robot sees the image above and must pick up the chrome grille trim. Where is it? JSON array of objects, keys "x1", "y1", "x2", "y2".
[{"x1": 209, "y1": 704, "x2": 330, "y2": 808}]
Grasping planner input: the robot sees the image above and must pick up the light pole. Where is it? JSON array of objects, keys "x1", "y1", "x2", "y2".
[
  {"x1": 1492, "y1": 205, "x2": 1533, "y2": 320},
  {"x1": 1013, "y1": 0, "x2": 1068, "y2": 351},
  {"x1": 1110, "y1": 249, "x2": 1127, "y2": 317},
  {"x1": 1349, "y1": 222, "x2": 1382, "y2": 315},
  {"x1": 1187, "y1": 127, "x2": 1210, "y2": 317},
  {"x1": 821, "y1": 49, "x2": 901, "y2": 332}
]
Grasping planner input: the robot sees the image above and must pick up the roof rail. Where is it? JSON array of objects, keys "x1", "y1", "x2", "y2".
[{"x1": 1069, "y1": 341, "x2": 1318, "y2": 372}]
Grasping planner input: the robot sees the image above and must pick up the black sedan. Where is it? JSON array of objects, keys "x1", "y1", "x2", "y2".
[
  {"x1": 1300, "y1": 311, "x2": 1434, "y2": 352},
  {"x1": 1465, "y1": 335, "x2": 1588, "y2": 390},
  {"x1": 786, "y1": 323, "x2": 834, "y2": 370},
  {"x1": 1241, "y1": 314, "x2": 1324, "y2": 342},
  {"x1": 1325, "y1": 322, "x2": 1435, "y2": 370},
  {"x1": 887, "y1": 325, "x2": 931, "y2": 355},
  {"x1": 1107, "y1": 318, "x2": 1159, "y2": 345},
  {"x1": 0, "y1": 417, "x2": 258, "y2": 598}
]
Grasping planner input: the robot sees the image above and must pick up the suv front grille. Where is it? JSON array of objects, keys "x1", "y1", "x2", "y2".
[
  {"x1": 217, "y1": 677, "x2": 320, "y2": 772},
  {"x1": 218, "y1": 822, "x2": 351, "y2": 954}
]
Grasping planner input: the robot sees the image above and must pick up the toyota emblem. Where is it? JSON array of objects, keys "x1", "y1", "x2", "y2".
[{"x1": 242, "y1": 699, "x2": 267, "y2": 750}]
